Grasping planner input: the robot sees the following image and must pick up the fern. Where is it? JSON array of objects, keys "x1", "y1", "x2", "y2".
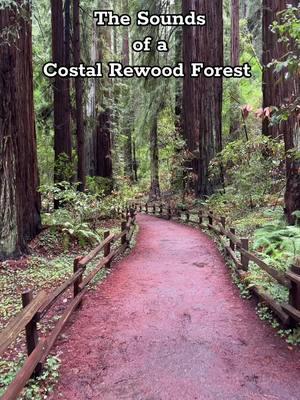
[{"x1": 254, "y1": 221, "x2": 300, "y2": 266}]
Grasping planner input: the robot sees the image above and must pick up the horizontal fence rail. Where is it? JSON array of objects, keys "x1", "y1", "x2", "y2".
[
  {"x1": 0, "y1": 209, "x2": 137, "y2": 400},
  {"x1": 137, "y1": 201, "x2": 300, "y2": 329}
]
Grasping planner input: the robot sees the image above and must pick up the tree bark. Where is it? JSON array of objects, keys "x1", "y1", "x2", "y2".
[
  {"x1": 182, "y1": 0, "x2": 197, "y2": 154},
  {"x1": 262, "y1": 0, "x2": 300, "y2": 223},
  {"x1": 64, "y1": 0, "x2": 72, "y2": 157},
  {"x1": 195, "y1": 0, "x2": 224, "y2": 196},
  {"x1": 122, "y1": 0, "x2": 134, "y2": 182},
  {"x1": 51, "y1": 0, "x2": 72, "y2": 183},
  {"x1": 262, "y1": 0, "x2": 289, "y2": 138},
  {"x1": 73, "y1": 0, "x2": 86, "y2": 191},
  {"x1": 0, "y1": 1, "x2": 41, "y2": 259},
  {"x1": 150, "y1": 117, "x2": 161, "y2": 200},
  {"x1": 229, "y1": 0, "x2": 241, "y2": 138}
]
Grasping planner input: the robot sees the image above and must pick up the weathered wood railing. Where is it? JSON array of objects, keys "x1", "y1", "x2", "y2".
[
  {"x1": 138, "y1": 202, "x2": 300, "y2": 329},
  {"x1": 0, "y1": 210, "x2": 136, "y2": 400}
]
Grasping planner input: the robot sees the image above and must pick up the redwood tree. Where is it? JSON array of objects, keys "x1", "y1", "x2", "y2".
[
  {"x1": 123, "y1": 0, "x2": 134, "y2": 182},
  {"x1": 0, "y1": 1, "x2": 41, "y2": 259},
  {"x1": 263, "y1": 1, "x2": 300, "y2": 223},
  {"x1": 262, "y1": 0, "x2": 287, "y2": 138},
  {"x1": 51, "y1": 0, "x2": 72, "y2": 184},
  {"x1": 95, "y1": 4, "x2": 113, "y2": 182},
  {"x1": 73, "y1": 0, "x2": 86, "y2": 191},
  {"x1": 229, "y1": 0, "x2": 241, "y2": 138},
  {"x1": 182, "y1": 0, "x2": 197, "y2": 159},
  {"x1": 150, "y1": 117, "x2": 160, "y2": 199},
  {"x1": 195, "y1": 0, "x2": 224, "y2": 196}
]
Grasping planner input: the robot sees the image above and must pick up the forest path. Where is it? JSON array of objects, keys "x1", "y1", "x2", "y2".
[{"x1": 50, "y1": 214, "x2": 300, "y2": 400}]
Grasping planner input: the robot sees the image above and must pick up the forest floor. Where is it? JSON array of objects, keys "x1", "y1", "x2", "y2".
[{"x1": 48, "y1": 214, "x2": 300, "y2": 400}]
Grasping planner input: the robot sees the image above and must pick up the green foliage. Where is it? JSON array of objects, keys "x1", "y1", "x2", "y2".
[
  {"x1": 86, "y1": 176, "x2": 113, "y2": 196},
  {"x1": 253, "y1": 219, "x2": 300, "y2": 265},
  {"x1": 210, "y1": 135, "x2": 285, "y2": 209},
  {"x1": 0, "y1": 355, "x2": 60, "y2": 399},
  {"x1": 270, "y1": 6, "x2": 300, "y2": 126},
  {"x1": 271, "y1": 6, "x2": 300, "y2": 77},
  {"x1": 61, "y1": 221, "x2": 101, "y2": 248}
]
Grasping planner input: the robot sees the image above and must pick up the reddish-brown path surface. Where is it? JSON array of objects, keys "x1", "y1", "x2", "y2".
[{"x1": 50, "y1": 214, "x2": 300, "y2": 400}]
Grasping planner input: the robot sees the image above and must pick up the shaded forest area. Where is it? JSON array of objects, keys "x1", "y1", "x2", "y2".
[
  {"x1": 0, "y1": 0, "x2": 300, "y2": 397},
  {"x1": 0, "y1": 0, "x2": 299, "y2": 260}
]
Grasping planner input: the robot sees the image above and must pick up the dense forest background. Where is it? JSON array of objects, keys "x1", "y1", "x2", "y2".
[
  {"x1": 0, "y1": 0, "x2": 299, "y2": 273},
  {"x1": 0, "y1": 1, "x2": 300, "y2": 397}
]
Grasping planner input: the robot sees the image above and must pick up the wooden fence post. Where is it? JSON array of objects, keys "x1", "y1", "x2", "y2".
[
  {"x1": 73, "y1": 257, "x2": 83, "y2": 307},
  {"x1": 168, "y1": 206, "x2": 171, "y2": 220},
  {"x1": 145, "y1": 203, "x2": 148, "y2": 214},
  {"x1": 199, "y1": 210, "x2": 203, "y2": 225},
  {"x1": 208, "y1": 211, "x2": 213, "y2": 228},
  {"x1": 159, "y1": 204, "x2": 163, "y2": 216},
  {"x1": 121, "y1": 221, "x2": 127, "y2": 245},
  {"x1": 240, "y1": 238, "x2": 249, "y2": 270},
  {"x1": 221, "y1": 216, "x2": 226, "y2": 230},
  {"x1": 153, "y1": 204, "x2": 156, "y2": 214},
  {"x1": 230, "y1": 228, "x2": 236, "y2": 251},
  {"x1": 22, "y1": 290, "x2": 42, "y2": 377},
  {"x1": 289, "y1": 265, "x2": 300, "y2": 313},
  {"x1": 186, "y1": 211, "x2": 190, "y2": 223},
  {"x1": 130, "y1": 207, "x2": 135, "y2": 219},
  {"x1": 104, "y1": 231, "x2": 111, "y2": 268}
]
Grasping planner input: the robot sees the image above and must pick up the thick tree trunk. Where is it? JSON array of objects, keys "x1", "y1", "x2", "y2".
[
  {"x1": 262, "y1": 0, "x2": 300, "y2": 223},
  {"x1": 284, "y1": 115, "x2": 300, "y2": 225},
  {"x1": 229, "y1": 0, "x2": 241, "y2": 138},
  {"x1": 86, "y1": 18, "x2": 98, "y2": 176},
  {"x1": 0, "y1": 1, "x2": 41, "y2": 260},
  {"x1": 175, "y1": 0, "x2": 183, "y2": 133},
  {"x1": 182, "y1": 0, "x2": 197, "y2": 153},
  {"x1": 195, "y1": 0, "x2": 224, "y2": 196},
  {"x1": 73, "y1": 0, "x2": 86, "y2": 191},
  {"x1": 122, "y1": 0, "x2": 134, "y2": 182},
  {"x1": 64, "y1": 0, "x2": 71, "y2": 157},
  {"x1": 94, "y1": 0, "x2": 113, "y2": 182},
  {"x1": 150, "y1": 117, "x2": 161, "y2": 200},
  {"x1": 51, "y1": 0, "x2": 72, "y2": 183},
  {"x1": 262, "y1": 0, "x2": 289, "y2": 138},
  {"x1": 96, "y1": 110, "x2": 113, "y2": 180}
]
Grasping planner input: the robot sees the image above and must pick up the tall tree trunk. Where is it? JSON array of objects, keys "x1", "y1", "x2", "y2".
[
  {"x1": 182, "y1": 0, "x2": 197, "y2": 153},
  {"x1": 73, "y1": 0, "x2": 86, "y2": 191},
  {"x1": 150, "y1": 117, "x2": 161, "y2": 200},
  {"x1": 95, "y1": 0, "x2": 113, "y2": 182},
  {"x1": 182, "y1": 0, "x2": 199, "y2": 195},
  {"x1": 262, "y1": 0, "x2": 300, "y2": 223},
  {"x1": 64, "y1": 0, "x2": 72, "y2": 158},
  {"x1": 229, "y1": 0, "x2": 241, "y2": 138},
  {"x1": 195, "y1": 0, "x2": 224, "y2": 196},
  {"x1": 0, "y1": 1, "x2": 41, "y2": 259},
  {"x1": 262, "y1": 0, "x2": 288, "y2": 138},
  {"x1": 51, "y1": 0, "x2": 72, "y2": 184},
  {"x1": 122, "y1": 0, "x2": 134, "y2": 182},
  {"x1": 284, "y1": 112, "x2": 300, "y2": 225},
  {"x1": 175, "y1": 0, "x2": 183, "y2": 133},
  {"x1": 86, "y1": 17, "x2": 98, "y2": 176}
]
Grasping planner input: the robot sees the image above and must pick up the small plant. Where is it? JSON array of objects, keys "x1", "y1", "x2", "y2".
[
  {"x1": 253, "y1": 220, "x2": 300, "y2": 266},
  {"x1": 61, "y1": 221, "x2": 101, "y2": 248}
]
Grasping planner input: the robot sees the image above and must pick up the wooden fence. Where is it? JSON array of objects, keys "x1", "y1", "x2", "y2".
[
  {"x1": 0, "y1": 210, "x2": 136, "y2": 400},
  {"x1": 138, "y1": 202, "x2": 300, "y2": 329}
]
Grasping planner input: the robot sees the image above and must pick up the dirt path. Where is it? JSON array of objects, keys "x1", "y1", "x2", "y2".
[{"x1": 50, "y1": 214, "x2": 300, "y2": 400}]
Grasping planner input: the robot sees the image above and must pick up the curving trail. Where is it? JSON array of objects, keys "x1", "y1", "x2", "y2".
[{"x1": 50, "y1": 214, "x2": 300, "y2": 400}]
